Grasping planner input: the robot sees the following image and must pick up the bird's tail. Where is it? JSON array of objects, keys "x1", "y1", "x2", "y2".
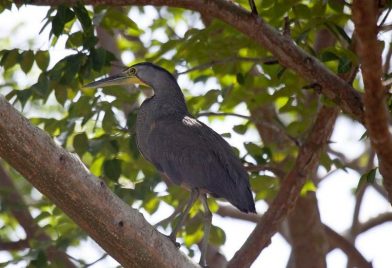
[{"x1": 233, "y1": 185, "x2": 256, "y2": 213}]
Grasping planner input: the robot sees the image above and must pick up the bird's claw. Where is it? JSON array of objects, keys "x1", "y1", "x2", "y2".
[{"x1": 199, "y1": 262, "x2": 208, "y2": 268}]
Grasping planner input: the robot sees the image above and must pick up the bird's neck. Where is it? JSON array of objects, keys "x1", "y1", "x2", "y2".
[{"x1": 152, "y1": 83, "x2": 188, "y2": 115}]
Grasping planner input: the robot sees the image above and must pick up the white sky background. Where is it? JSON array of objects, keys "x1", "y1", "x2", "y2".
[{"x1": 0, "y1": 5, "x2": 391, "y2": 268}]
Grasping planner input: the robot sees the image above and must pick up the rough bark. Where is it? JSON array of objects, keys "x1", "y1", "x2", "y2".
[
  {"x1": 353, "y1": 0, "x2": 392, "y2": 203},
  {"x1": 284, "y1": 28, "x2": 338, "y2": 268},
  {"x1": 287, "y1": 192, "x2": 328, "y2": 268},
  {"x1": 15, "y1": 0, "x2": 364, "y2": 122},
  {"x1": 0, "y1": 95, "x2": 198, "y2": 268}
]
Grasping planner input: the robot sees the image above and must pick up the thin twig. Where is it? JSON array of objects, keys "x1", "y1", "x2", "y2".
[
  {"x1": 356, "y1": 212, "x2": 392, "y2": 234},
  {"x1": 377, "y1": 8, "x2": 391, "y2": 28},
  {"x1": 196, "y1": 112, "x2": 250, "y2": 120},
  {"x1": 84, "y1": 253, "x2": 109, "y2": 268},
  {"x1": 244, "y1": 164, "x2": 285, "y2": 178},
  {"x1": 0, "y1": 239, "x2": 29, "y2": 251},
  {"x1": 177, "y1": 56, "x2": 276, "y2": 75}
]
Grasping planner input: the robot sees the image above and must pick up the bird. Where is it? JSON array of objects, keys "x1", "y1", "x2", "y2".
[{"x1": 85, "y1": 62, "x2": 256, "y2": 267}]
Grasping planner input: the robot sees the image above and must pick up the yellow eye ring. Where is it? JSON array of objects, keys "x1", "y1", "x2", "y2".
[{"x1": 127, "y1": 67, "x2": 136, "y2": 76}]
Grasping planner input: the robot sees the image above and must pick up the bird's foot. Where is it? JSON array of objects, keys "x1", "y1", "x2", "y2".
[
  {"x1": 165, "y1": 234, "x2": 181, "y2": 248},
  {"x1": 199, "y1": 260, "x2": 208, "y2": 268}
]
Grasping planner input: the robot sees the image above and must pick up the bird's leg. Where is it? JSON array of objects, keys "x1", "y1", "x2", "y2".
[
  {"x1": 154, "y1": 201, "x2": 186, "y2": 228},
  {"x1": 199, "y1": 194, "x2": 212, "y2": 268},
  {"x1": 168, "y1": 188, "x2": 199, "y2": 245},
  {"x1": 249, "y1": 0, "x2": 259, "y2": 16}
]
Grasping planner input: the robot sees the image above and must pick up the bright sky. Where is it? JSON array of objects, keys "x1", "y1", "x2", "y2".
[{"x1": 0, "y1": 5, "x2": 391, "y2": 268}]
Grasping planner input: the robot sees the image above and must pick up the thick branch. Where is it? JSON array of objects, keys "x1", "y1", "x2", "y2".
[
  {"x1": 15, "y1": 0, "x2": 364, "y2": 121},
  {"x1": 353, "y1": 0, "x2": 392, "y2": 203},
  {"x1": 288, "y1": 192, "x2": 328, "y2": 268},
  {"x1": 228, "y1": 106, "x2": 339, "y2": 268},
  {"x1": 0, "y1": 96, "x2": 197, "y2": 268}
]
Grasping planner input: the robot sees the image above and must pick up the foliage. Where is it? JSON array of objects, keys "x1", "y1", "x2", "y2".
[{"x1": 0, "y1": 1, "x2": 390, "y2": 267}]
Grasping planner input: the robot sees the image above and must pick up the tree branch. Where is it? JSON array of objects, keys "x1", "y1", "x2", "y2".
[
  {"x1": 288, "y1": 192, "x2": 328, "y2": 268},
  {"x1": 353, "y1": 0, "x2": 392, "y2": 203},
  {"x1": 356, "y1": 212, "x2": 392, "y2": 235},
  {"x1": 196, "y1": 112, "x2": 250, "y2": 120},
  {"x1": 244, "y1": 164, "x2": 285, "y2": 178},
  {"x1": 228, "y1": 106, "x2": 339, "y2": 268},
  {"x1": 324, "y1": 225, "x2": 372, "y2": 268},
  {"x1": 0, "y1": 95, "x2": 198, "y2": 268},
  {"x1": 0, "y1": 240, "x2": 28, "y2": 251},
  {"x1": 15, "y1": 0, "x2": 364, "y2": 122},
  {"x1": 216, "y1": 204, "x2": 371, "y2": 268},
  {"x1": 176, "y1": 56, "x2": 275, "y2": 75}
]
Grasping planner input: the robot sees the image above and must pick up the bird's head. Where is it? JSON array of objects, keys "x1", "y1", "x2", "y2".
[{"x1": 84, "y1": 62, "x2": 177, "y2": 90}]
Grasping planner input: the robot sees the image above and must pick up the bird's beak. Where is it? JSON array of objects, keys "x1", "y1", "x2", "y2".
[{"x1": 83, "y1": 73, "x2": 147, "y2": 88}]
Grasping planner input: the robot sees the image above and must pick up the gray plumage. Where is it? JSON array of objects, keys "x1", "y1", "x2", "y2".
[{"x1": 134, "y1": 62, "x2": 255, "y2": 213}]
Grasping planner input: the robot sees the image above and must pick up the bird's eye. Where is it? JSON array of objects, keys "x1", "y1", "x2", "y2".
[{"x1": 127, "y1": 68, "x2": 136, "y2": 76}]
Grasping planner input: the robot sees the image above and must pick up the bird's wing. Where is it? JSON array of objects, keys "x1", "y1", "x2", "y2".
[{"x1": 145, "y1": 115, "x2": 255, "y2": 212}]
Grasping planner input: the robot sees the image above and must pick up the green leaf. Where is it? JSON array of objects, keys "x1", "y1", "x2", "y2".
[
  {"x1": 328, "y1": 0, "x2": 345, "y2": 12},
  {"x1": 356, "y1": 168, "x2": 378, "y2": 193},
  {"x1": 103, "y1": 159, "x2": 122, "y2": 180},
  {"x1": 236, "y1": 72, "x2": 245, "y2": 85},
  {"x1": 16, "y1": 89, "x2": 33, "y2": 107},
  {"x1": 73, "y1": 4, "x2": 92, "y2": 33},
  {"x1": 366, "y1": 168, "x2": 377, "y2": 183},
  {"x1": 66, "y1": 31, "x2": 84, "y2": 48},
  {"x1": 300, "y1": 180, "x2": 317, "y2": 195},
  {"x1": 233, "y1": 124, "x2": 247, "y2": 134},
  {"x1": 73, "y1": 132, "x2": 89, "y2": 156},
  {"x1": 57, "y1": 6, "x2": 74, "y2": 24},
  {"x1": 101, "y1": 8, "x2": 139, "y2": 31},
  {"x1": 31, "y1": 73, "x2": 50, "y2": 98},
  {"x1": 29, "y1": 250, "x2": 48, "y2": 267},
  {"x1": 209, "y1": 225, "x2": 226, "y2": 246},
  {"x1": 35, "y1": 51, "x2": 50, "y2": 71},
  {"x1": 20, "y1": 50, "x2": 34, "y2": 73},
  {"x1": 143, "y1": 197, "x2": 160, "y2": 214},
  {"x1": 250, "y1": 175, "x2": 279, "y2": 200},
  {"x1": 102, "y1": 109, "x2": 117, "y2": 132},
  {"x1": 1, "y1": 49, "x2": 19, "y2": 70},
  {"x1": 338, "y1": 57, "x2": 352, "y2": 73},
  {"x1": 244, "y1": 142, "x2": 271, "y2": 164},
  {"x1": 293, "y1": 4, "x2": 311, "y2": 19},
  {"x1": 183, "y1": 225, "x2": 203, "y2": 247},
  {"x1": 54, "y1": 85, "x2": 68, "y2": 105},
  {"x1": 320, "y1": 50, "x2": 340, "y2": 62},
  {"x1": 69, "y1": 96, "x2": 92, "y2": 117},
  {"x1": 52, "y1": 6, "x2": 74, "y2": 36},
  {"x1": 91, "y1": 48, "x2": 107, "y2": 71}
]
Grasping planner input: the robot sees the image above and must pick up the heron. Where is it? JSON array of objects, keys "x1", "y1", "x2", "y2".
[{"x1": 85, "y1": 62, "x2": 256, "y2": 267}]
